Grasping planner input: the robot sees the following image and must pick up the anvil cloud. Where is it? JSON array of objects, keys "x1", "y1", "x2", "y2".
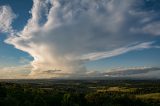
[{"x1": 3, "y1": 0, "x2": 160, "y2": 78}]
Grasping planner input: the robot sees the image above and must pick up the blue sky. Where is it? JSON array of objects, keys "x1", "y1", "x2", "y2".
[
  {"x1": 0, "y1": 0, "x2": 32, "y2": 68},
  {"x1": 0, "y1": 0, "x2": 160, "y2": 79}
]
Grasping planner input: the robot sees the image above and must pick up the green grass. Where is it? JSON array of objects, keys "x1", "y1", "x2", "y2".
[
  {"x1": 136, "y1": 93, "x2": 160, "y2": 101},
  {"x1": 97, "y1": 86, "x2": 137, "y2": 93}
]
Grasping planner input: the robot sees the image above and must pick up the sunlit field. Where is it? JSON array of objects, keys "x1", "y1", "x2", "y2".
[{"x1": 0, "y1": 79, "x2": 160, "y2": 106}]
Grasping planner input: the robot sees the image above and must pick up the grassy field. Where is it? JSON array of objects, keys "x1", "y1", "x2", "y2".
[
  {"x1": 136, "y1": 93, "x2": 160, "y2": 101},
  {"x1": 97, "y1": 86, "x2": 137, "y2": 92},
  {"x1": 0, "y1": 79, "x2": 160, "y2": 106}
]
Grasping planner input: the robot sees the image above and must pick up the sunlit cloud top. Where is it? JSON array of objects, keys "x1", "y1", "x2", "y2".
[{"x1": 0, "y1": 0, "x2": 160, "y2": 79}]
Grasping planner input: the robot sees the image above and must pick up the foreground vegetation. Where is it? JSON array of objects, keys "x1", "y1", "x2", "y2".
[{"x1": 0, "y1": 79, "x2": 160, "y2": 106}]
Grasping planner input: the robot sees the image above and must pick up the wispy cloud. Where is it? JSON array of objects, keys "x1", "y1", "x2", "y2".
[
  {"x1": 130, "y1": 21, "x2": 160, "y2": 36},
  {"x1": 143, "y1": 21, "x2": 160, "y2": 36},
  {"x1": 19, "y1": 57, "x2": 31, "y2": 64},
  {"x1": 81, "y1": 42, "x2": 160, "y2": 61},
  {"x1": 0, "y1": 6, "x2": 16, "y2": 34}
]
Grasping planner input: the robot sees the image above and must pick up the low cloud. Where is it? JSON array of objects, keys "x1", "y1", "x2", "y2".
[
  {"x1": 105, "y1": 67, "x2": 160, "y2": 76},
  {"x1": 85, "y1": 67, "x2": 160, "y2": 79},
  {"x1": 0, "y1": 65, "x2": 31, "y2": 79}
]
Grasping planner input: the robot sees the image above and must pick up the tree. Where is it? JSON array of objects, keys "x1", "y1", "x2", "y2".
[
  {"x1": 0, "y1": 84, "x2": 7, "y2": 98},
  {"x1": 33, "y1": 95, "x2": 46, "y2": 106},
  {"x1": 61, "y1": 93, "x2": 79, "y2": 106}
]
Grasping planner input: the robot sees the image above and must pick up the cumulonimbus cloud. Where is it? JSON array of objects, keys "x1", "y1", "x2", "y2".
[{"x1": 3, "y1": 0, "x2": 160, "y2": 78}]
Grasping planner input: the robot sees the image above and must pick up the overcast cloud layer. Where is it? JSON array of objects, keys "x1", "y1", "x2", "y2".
[{"x1": 2, "y1": 0, "x2": 160, "y2": 78}]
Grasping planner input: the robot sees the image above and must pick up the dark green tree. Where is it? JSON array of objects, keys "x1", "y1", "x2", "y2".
[{"x1": 33, "y1": 95, "x2": 47, "y2": 106}]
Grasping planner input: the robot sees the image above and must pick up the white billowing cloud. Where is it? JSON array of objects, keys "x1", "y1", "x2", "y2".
[
  {"x1": 26, "y1": 0, "x2": 50, "y2": 31},
  {"x1": 81, "y1": 41, "x2": 159, "y2": 61},
  {"x1": 0, "y1": 5, "x2": 16, "y2": 33},
  {"x1": 4, "y1": 0, "x2": 160, "y2": 78}
]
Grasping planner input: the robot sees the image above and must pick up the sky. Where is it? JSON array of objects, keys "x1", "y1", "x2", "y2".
[{"x1": 0, "y1": 0, "x2": 160, "y2": 79}]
